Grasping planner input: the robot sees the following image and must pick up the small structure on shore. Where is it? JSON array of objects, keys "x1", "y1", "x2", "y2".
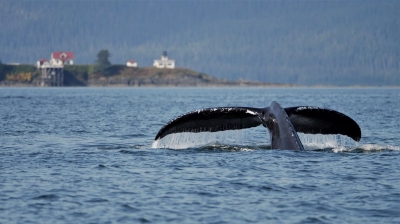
[
  {"x1": 127, "y1": 60, "x2": 138, "y2": 67},
  {"x1": 36, "y1": 58, "x2": 49, "y2": 68},
  {"x1": 50, "y1": 52, "x2": 74, "y2": 66},
  {"x1": 36, "y1": 51, "x2": 74, "y2": 87},
  {"x1": 153, "y1": 51, "x2": 175, "y2": 69}
]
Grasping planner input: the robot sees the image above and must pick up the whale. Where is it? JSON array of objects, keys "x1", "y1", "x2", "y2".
[{"x1": 155, "y1": 101, "x2": 361, "y2": 150}]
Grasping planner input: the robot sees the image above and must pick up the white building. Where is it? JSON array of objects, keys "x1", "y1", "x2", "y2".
[
  {"x1": 36, "y1": 52, "x2": 74, "y2": 69},
  {"x1": 36, "y1": 58, "x2": 50, "y2": 68},
  {"x1": 153, "y1": 51, "x2": 175, "y2": 69},
  {"x1": 49, "y1": 52, "x2": 74, "y2": 67},
  {"x1": 127, "y1": 60, "x2": 138, "y2": 67}
]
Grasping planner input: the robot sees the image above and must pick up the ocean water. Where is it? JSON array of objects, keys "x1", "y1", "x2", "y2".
[{"x1": 1, "y1": 87, "x2": 399, "y2": 223}]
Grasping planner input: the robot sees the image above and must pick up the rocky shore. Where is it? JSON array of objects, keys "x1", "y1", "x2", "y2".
[{"x1": 88, "y1": 68, "x2": 289, "y2": 87}]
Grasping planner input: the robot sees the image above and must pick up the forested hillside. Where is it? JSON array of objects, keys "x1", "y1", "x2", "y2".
[{"x1": 0, "y1": 0, "x2": 399, "y2": 85}]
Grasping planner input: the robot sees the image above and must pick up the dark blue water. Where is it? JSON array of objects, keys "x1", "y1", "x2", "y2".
[{"x1": 1, "y1": 87, "x2": 399, "y2": 223}]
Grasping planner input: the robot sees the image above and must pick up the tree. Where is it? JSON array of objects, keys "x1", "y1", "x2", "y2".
[{"x1": 94, "y1": 50, "x2": 111, "y2": 76}]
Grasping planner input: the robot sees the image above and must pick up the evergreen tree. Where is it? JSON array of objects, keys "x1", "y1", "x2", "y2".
[{"x1": 94, "y1": 50, "x2": 111, "y2": 76}]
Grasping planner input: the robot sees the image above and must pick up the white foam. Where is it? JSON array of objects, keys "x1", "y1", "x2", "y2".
[
  {"x1": 332, "y1": 143, "x2": 400, "y2": 153},
  {"x1": 363, "y1": 144, "x2": 399, "y2": 151},
  {"x1": 358, "y1": 144, "x2": 400, "y2": 152}
]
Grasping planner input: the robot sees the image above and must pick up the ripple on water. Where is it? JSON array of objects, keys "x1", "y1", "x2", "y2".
[{"x1": 32, "y1": 194, "x2": 59, "y2": 201}]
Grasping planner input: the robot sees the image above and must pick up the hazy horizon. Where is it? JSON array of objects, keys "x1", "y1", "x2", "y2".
[{"x1": 1, "y1": 0, "x2": 399, "y2": 85}]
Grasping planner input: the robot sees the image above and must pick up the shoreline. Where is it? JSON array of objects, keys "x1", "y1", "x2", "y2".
[
  {"x1": 0, "y1": 83, "x2": 398, "y2": 88},
  {"x1": 2, "y1": 65, "x2": 398, "y2": 88}
]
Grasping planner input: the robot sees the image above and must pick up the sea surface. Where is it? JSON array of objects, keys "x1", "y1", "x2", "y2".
[{"x1": 1, "y1": 87, "x2": 399, "y2": 223}]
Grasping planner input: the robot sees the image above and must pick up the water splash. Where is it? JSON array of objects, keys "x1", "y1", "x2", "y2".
[
  {"x1": 152, "y1": 129, "x2": 253, "y2": 149},
  {"x1": 298, "y1": 133, "x2": 400, "y2": 153},
  {"x1": 297, "y1": 133, "x2": 357, "y2": 151},
  {"x1": 332, "y1": 144, "x2": 400, "y2": 153},
  {"x1": 152, "y1": 130, "x2": 400, "y2": 153},
  {"x1": 152, "y1": 131, "x2": 358, "y2": 151}
]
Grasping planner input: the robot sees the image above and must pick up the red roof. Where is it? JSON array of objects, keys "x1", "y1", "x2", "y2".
[
  {"x1": 128, "y1": 60, "x2": 136, "y2": 63},
  {"x1": 39, "y1": 58, "x2": 48, "y2": 62},
  {"x1": 52, "y1": 52, "x2": 74, "y2": 61}
]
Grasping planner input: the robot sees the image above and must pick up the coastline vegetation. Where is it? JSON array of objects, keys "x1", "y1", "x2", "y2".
[
  {"x1": 0, "y1": 64, "x2": 39, "y2": 85},
  {"x1": 0, "y1": 63, "x2": 273, "y2": 87}
]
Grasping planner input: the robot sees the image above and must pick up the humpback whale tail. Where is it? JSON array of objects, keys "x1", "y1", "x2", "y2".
[{"x1": 155, "y1": 101, "x2": 361, "y2": 150}]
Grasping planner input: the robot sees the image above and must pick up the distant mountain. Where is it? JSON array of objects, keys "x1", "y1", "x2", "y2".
[{"x1": 0, "y1": 0, "x2": 399, "y2": 86}]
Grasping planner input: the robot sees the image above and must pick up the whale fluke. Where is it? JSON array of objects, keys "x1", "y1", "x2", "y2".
[
  {"x1": 155, "y1": 107, "x2": 265, "y2": 140},
  {"x1": 155, "y1": 101, "x2": 361, "y2": 150},
  {"x1": 284, "y1": 106, "x2": 361, "y2": 142}
]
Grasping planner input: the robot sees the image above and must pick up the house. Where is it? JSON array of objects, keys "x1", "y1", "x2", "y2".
[
  {"x1": 36, "y1": 58, "x2": 50, "y2": 68},
  {"x1": 50, "y1": 52, "x2": 74, "y2": 66},
  {"x1": 153, "y1": 51, "x2": 175, "y2": 69},
  {"x1": 127, "y1": 60, "x2": 138, "y2": 67}
]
